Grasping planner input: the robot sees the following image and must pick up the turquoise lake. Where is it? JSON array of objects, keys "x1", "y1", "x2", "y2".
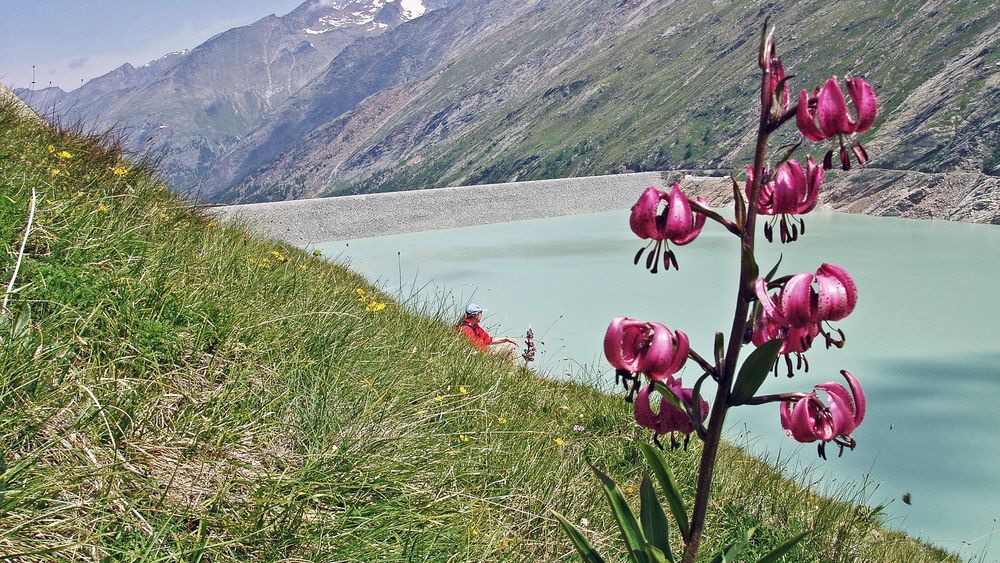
[{"x1": 316, "y1": 210, "x2": 1000, "y2": 559}]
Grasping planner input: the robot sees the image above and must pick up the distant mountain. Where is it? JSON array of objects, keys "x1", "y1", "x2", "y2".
[
  {"x1": 191, "y1": 0, "x2": 998, "y2": 220},
  {"x1": 14, "y1": 0, "x2": 1000, "y2": 222},
  {"x1": 15, "y1": 0, "x2": 454, "y2": 192}
]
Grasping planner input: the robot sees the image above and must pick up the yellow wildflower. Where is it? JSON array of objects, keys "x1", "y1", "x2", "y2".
[
  {"x1": 259, "y1": 257, "x2": 272, "y2": 268},
  {"x1": 470, "y1": 524, "x2": 480, "y2": 537},
  {"x1": 97, "y1": 203, "x2": 109, "y2": 213},
  {"x1": 366, "y1": 300, "x2": 386, "y2": 312},
  {"x1": 47, "y1": 144, "x2": 55, "y2": 153},
  {"x1": 45, "y1": 199, "x2": 55, "y2": 205},
  {"x1": 112, "y1": 166, "x2": 128, "y2": 176},
  {"x1": 207, "y1": 221, "x2": 218, "y2": 228},
  {"x1": 554, "y1": 437, "x2": 565, "y2": 446},
  {"x1": 434, "y1": 395, "x2": 445, "y2": 403},
  {"x1": 623, "y1": 486, "x2": 636, "y2": 495},
  {"x1": 497, "y1": 416, "x2": 508, "y2": 425},
  {"x1": 50, "y1": 168, "x2": 62, "y2": 176},
  {"x1": 247, "y1": 257, "x2": 257, "y2": 265},
  {"x1": 459, "y1": 434, "x2": 470, "y2": 443},
  {"x1": 56, "y1": 150, "x2": 73, "y2": 159},
  {"x1": 459, "y1": 386, "x2": 468, "y2": 394},
  {"x1": 270, "y1": 250, "x2": 287, "y2": 263},
  {"x1": 298, "y1": 264, "x2": 306, "y2": 271}
]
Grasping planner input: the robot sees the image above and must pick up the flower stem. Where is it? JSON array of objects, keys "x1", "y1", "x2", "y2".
[{"x1": 682, "y1": 66, "x2": 773, "y2": 563}]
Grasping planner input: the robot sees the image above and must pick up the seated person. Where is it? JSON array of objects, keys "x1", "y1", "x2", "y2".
[{"x1": 455, "y1": 303, "x2": 518, "y2": 356}]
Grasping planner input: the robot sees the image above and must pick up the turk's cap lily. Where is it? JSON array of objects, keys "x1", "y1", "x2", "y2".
[
  {"x1": 629, "y1": 184, "x2": 706, "y2": 245},
  {"x1": 634, "y1": 381, "x2": 708, "y2": 437},
  {"x1": 748, "y1": 156, "x2": 823, "y2": 217},
  {"x1": 604, "y1": 317, "x2": 689, "y2": 382},
  {"x1": 796, "y1": 76, "x2": 878, "y2": 142},
  {"x1": 754, "y1": 262, "x2": 858, "y2": 329},
  {"x1": 780, "y1": 370, "x2": 866, "y2": 456}
]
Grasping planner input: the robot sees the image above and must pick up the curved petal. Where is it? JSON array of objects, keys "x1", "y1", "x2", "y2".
[
  {"x1": 640, "y1": 322, "x2": 676, "y2": 377},
  {"x1": 816, "y1": 263, "x2": 858, "y2": 321},
  {"x1": 797, "y1": 156, "x2": 823, "y2": 213},
  {"x1": 773, "y1": 160, "x2": 805, "y2": 214},
  {"x1": 662, "y1": 329, "x2": 690, "y2": 379},
  {"x1": 841, "y1": 370, "x2": 866, "y2": 428},
  {"x1": 779, "y1": 273, "x2": 818, "y2": 327},
  {"x1": 633, "y1": 384, "x2": 659, "y2": 430},
  {"x1": 630, "y1": 187, "x2": 664, "y2": 240},
  {"x1": 796, "y1": 89, "x2": 826, "y2": 141},
  {"x1": 786, "y1": 394, "x2": 821, "y2": 442},
  {"x1": 603, "y1": 316, "x2": 629, "y2": 370},
  {"x1": 672, "y1": 198, "x2": 706, "y2": 246},
  {"x1": 755, "y1": 277, "x2": 787, "y2": 325},
  {"x1": 663, "y1": 183, "x2": 694, "y2": 240},
  {"x1": 817, "y1": 77, "x2": 852, "y2": 137},
  {"x1": 846, "y1": 77, "x2": 877, "y2": 134},
  {"x1": 816, "y1": 381, "x2": 856, "y2": 435}
]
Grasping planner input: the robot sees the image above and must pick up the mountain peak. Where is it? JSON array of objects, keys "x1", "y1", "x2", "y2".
[{"x1": 303, "y1": 0, "x2": 427, "y2": 34}]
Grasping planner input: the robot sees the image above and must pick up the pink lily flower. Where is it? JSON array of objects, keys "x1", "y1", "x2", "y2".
[
  {"x1": 746, "y1": 156, "x2": 824, "y2": 243},
  {"x1": 780, "y1": 370, "x2": 866, "y2": 458},
  {"x1": 759, "y1": 32, "x2": 789, "y2": 117},
  {"x1": 634, "y1": 380, "x2": 708, "y2": 449},
  {"x1": 629, "y1": 184, "x2": 706, "y2": 272},
  {"x1": 755, "y1": 263, "x2": 858, "y2": 329},
  {"x1": 796, "y1": 76, "x2": 878, "y2": 170},
  {"x1": 604, "y1": 317, "x2": 689, "y2": 395},
  {"x1": 754, "y1": 263, "x2": 858, "y2": 375}
]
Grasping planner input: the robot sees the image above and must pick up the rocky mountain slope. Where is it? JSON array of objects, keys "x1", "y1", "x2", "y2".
[
  {"x1": 202, "y1": 0, "x2": 998, "y2": 223},
  {"x1": 14, "y1": 0, "x2": 999, "y2": 222},
  {"x1": 16, "y1": 0, "x2": 455, "y2": 192}
]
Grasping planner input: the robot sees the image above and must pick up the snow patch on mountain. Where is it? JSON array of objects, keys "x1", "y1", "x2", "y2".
[
  {"x1": 400, "y1": 0, "x2": 426, "y2": 19},
  {"x1": 303, "y1": 0, "x2": 427, "y2": 34}
]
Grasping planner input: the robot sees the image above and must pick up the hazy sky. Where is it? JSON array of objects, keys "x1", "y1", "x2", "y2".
[{"x1": 0, "y1": 1, "x2": 306, "y2": 91}]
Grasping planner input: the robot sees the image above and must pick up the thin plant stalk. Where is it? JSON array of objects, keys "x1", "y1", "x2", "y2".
[
  {"x1": 682, "y1": 61, "x2": 776, "y2": 563},
  {"x1": 3, "y1": 186, "x2": 37, "y2": 314}
]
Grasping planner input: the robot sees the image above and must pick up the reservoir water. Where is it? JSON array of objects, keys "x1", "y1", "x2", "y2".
[{"x1": 315, "y1": 210, "x2": 1000, "y2": 559}]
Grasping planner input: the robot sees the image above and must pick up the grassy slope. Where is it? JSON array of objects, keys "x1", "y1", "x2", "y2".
[{"x1": 0, "y1": 100, "x2": 953, "y2": 561}]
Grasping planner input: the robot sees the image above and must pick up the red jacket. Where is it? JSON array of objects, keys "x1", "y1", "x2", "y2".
[{"x1": 457, "y1": 319, "x2": 492, "y2": 351}]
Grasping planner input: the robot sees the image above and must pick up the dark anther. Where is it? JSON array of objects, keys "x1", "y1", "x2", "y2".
[
  {"x1": 653, "y1": 433, "x2": 665, "y2": 450},
  {"x1": 784, "y1": 354, "x2": 794, "y2": 378},
  {"x1": 645, "y1": 245, "x2": 657, "y2": 271},
  {"x1": 818, "y1": 442, "x2": 827, "y2": 460},
  {"x1": 823, "y1": 149, "x2": 834, "y2": 170},
  {"x1": 839, "y1": 145, "x2": 852, "y2": 171},
  {"x1": 670, "y1": 433, "x2": 681, "y2": 450},
  {"x1": 633, "y1": 247, "x2": 645, "y2": 265},
  {"x1": 764, "y1": 220, "x2": 774, "y2": 242},
  {"x1": 624, "y1": 376, "x2": 641, "y2": 402},
  {"x1": 683, "y1": 433, "x2": 691, "y2": 451},
  {"x1": 667, "y1": 250, "x2": 679, "y2": 270}
]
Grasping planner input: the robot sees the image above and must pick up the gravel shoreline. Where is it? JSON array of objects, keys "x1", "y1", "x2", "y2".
[{"x1": 212, "y1": 172, "x2": 731, "y2": 245}]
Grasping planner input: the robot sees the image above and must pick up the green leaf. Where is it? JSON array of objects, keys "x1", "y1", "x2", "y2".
[
  {"x1": 764, "y1": 255, "x2": 783, "y2": 282},
  {"x1": 12, "y1": 304, "x2": 30, "y2": 339},
  {"x1": 638, "y1": 443, "x2": 689, "y2": 541},
  {"x1": 714, "y1": 332, "x2": 725, "y2": 372},
  {"x1": 730, "y1": 176, "x2": 746, "y2": 233},
  {"x1": 653, "y1": 382, "x2": 685, "y2": 413},
  {"x1": 730, "y1": 339, "x2": 783, "y2": 406},
  {"x1": 587, "y1": 461, "x2": 648, "y2": 563},
  {"x1": 710, "y1": 528, "x2": 755, "y2": 563},
  {"x1": 645, "y1": 542, "x2": 672, "y2": 563},
  {"x1": 757, "y1": 531, "x2": 810, "y2": 562},
  {"x1": 552, "y1": 510, "x2": 606, "y2": 563},
  {"x1": 691, "y1": 373, "x2": 711, "y2": 424},
  {"x1": 741, "y1": 243, "x2": 759, "y2": 281},
  {"x1": 639, "y1": 473, "x2": 671, "y2": 558}
]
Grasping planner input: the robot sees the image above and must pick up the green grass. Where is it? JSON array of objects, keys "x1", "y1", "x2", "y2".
[{"x1": 0, "y1": 98, "x2": 956, "y2": 560}]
